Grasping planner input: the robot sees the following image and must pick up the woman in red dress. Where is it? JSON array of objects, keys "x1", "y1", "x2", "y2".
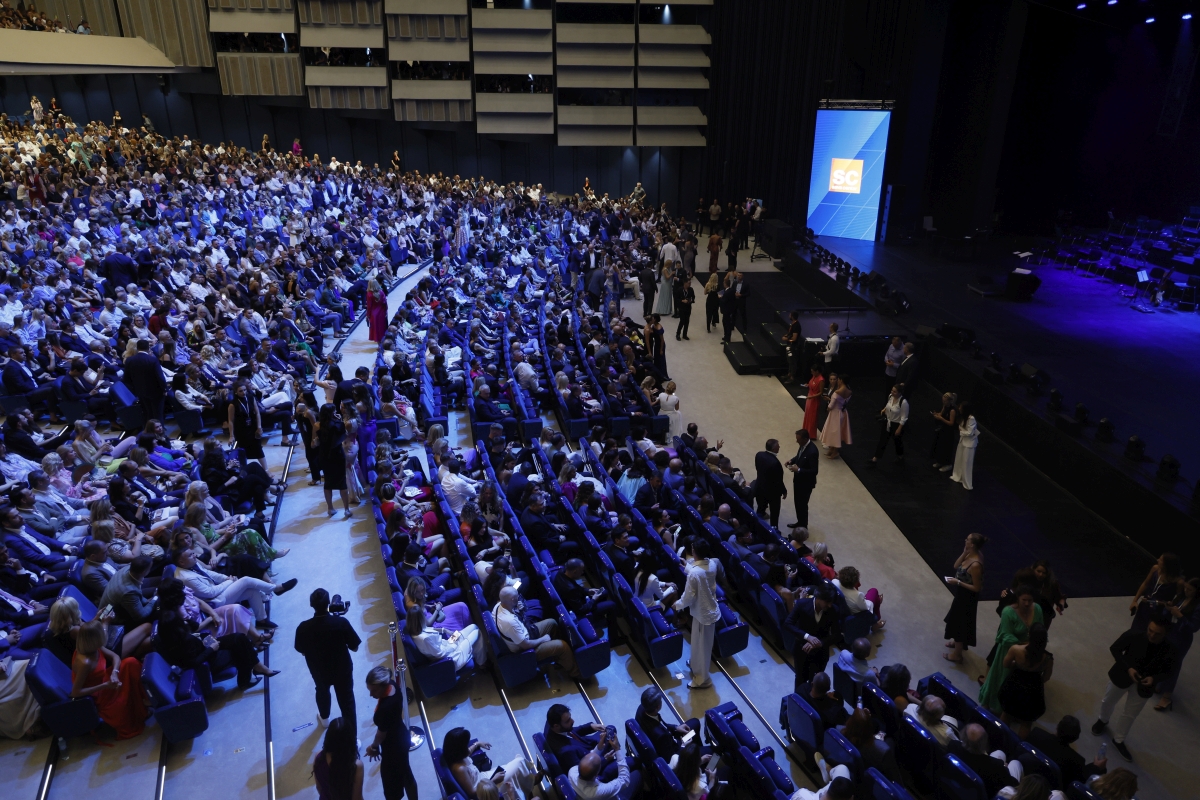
[
  {"x1": 70, "y1": 620, "x2": 148, "y2": 739},
  {"x1": 801, "y1": 364, "x2": 826, "y2": 439},
  {"x1": 365, "y1": 278, "x2": 389, "y2": 343}
]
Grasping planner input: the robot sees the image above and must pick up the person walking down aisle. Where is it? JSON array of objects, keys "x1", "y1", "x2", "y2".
[
  {"x1": 979, "y1": 584, "x2": 1043, "y2": 712},
  {"x1": 316, "y1": 403, "x2": 353, "y2": 519},
  {"x1": 951, "y1": 401, "x2": 978, "y2": 490},
  {"x1": 944, "y1": 533, "x2": 987, "y2": 665},
  {"x1": 719, "y1": 273, "x2": 738, "y2": 344},
  {"x1": 365, "y1": 665, "x2": 419, "y2": 800},
  {"x1": 786, "y1": 429, "x2": 818, "y2": 530},
  {"x1": 1094, "y1": 616, "x2": 1176, "y2": 762},
  {"x1": 295, "y1": 588, "x2": 362, "y2": 729},
  {"x1": 998, "y1": 623, "x2": 1053, "y2": 738},
  {"x1": 313, "y1": 718, "x2": 366, "y2": 800},
  {"x1": 366, "y1": 279, "x2": 389, "y2": 344},
  {"x1": 676, "y1": 538, "x2": 720, "y2": 690},
  {"x1": 703, "y1": 273, "x2": 721, "y2": 333},
  {"x1": 675, "y1": 275, "x2": 694, "y2": 340}
]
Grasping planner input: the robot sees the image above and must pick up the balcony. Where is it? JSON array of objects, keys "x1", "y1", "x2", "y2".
[
  {"x1": 475, "y1": 92, "x2": 553, "y2": 135},
  {"x1": 217, "y1": 52, "x2": 304, "y2": 95},
  {"x1": 208, "y1": 0, "x2": 298, "y2": 33},
  {"x1": 0, "y1": 29, "x2": 176, "y2": 75}
]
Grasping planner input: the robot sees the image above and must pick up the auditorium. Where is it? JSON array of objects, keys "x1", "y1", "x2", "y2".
[{"x1": 0, "y1": 2, "x2": 1197, "y2": 800}]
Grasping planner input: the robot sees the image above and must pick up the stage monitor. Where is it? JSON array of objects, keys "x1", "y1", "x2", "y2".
[{"x1": 806, "y1": 109, "x2": 892, "y2": 241}]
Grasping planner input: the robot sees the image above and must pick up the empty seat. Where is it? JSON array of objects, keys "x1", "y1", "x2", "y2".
[{"x1": 141, "y1": 651, "x2": 209, "y2": 742}]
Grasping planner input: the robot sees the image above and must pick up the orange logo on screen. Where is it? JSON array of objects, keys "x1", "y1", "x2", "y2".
[{"x1": 829, "y1": 158, "x2": 864, "y2": 194}]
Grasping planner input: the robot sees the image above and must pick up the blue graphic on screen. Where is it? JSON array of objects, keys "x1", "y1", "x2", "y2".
[{"x1": 806, "y1": 110, "x2": 891, "y2": 241}]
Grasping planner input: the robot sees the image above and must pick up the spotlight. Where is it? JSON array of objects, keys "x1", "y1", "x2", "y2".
[
  {"x1": 1124, "y1": 435, "x2": 1146, "y2": 461},
  {"x1": 1047, "y1": 389, "x2": 1063, "y2": 413},
  {"x1": 1146, "y1": 17, "x2": 1155, "y2": 23},
  {"x1": 1096, "y1": 417, "x2": 1115, "y2": 442},
  {"x1": 1074, "y1": 403, "x2": 1089, "y2": 424},
  {"x1": 1107, "y1": 0, "x2": 1117, "y2": 5},
  {"x1": 1186, "y1": 14, "x2": 1194, "y2": 21},
  {"x1": 1157, "y1": 454, "x2": 1180, "y2": 482},
  {"x1": 1076, "y1": 2, "x2": 1086, "y2": 7}
]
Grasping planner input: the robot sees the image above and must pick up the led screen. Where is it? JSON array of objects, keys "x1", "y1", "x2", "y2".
[{"x1": 806, "y1": 109, "x2": 891, "y2": 241}]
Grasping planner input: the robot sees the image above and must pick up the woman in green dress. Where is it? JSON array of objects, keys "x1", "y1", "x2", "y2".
[
  {"x1": 978, "y1": 584, "x2": 1043, "y2": 712},
  {"x1": 182, "y1": 498, "x2": 287, "y2": 564}
]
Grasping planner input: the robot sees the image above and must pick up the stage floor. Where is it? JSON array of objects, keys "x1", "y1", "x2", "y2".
[
  {"x1": 780, "y1": 375, "x2": 1152, "y2": 599},
  {"x1": 818, "y1": 236, "x2": 1200, "y2": 485}
]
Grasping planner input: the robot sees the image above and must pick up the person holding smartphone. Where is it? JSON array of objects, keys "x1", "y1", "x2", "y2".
[{"x1": 568, "y1": 726, "x2": 639, "y2": 800}]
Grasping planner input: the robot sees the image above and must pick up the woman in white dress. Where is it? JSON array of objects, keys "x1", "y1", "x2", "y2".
[
  {"x1": 657, "y1": 380, "x2": 683, "y2": 440},
  {"x1": 404, "y1": 605, "x2": 485, "y2": 670},
  {"x1": 950, "y1": 401, "x2": 978, "y2": 490}
]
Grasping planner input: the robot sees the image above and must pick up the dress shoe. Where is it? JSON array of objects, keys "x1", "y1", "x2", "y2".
[
  {"x1": 1091, "y1": 719, "x2": 1107, "y2": 735},
  {"x1": 273, "y1": 578, "x2": 298, "y2": 596},
  {"x1": 1113, "y1": 741, "x2": 1132, "y2": 761},
  {"x1": 238, "y1": 676, "x2": 263, "y2": 691}
]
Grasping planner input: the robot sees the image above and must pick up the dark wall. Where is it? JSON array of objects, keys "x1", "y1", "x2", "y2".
[
  {"x1": 0, "y1": 73, "x2": 703, "y2": 215},
  {"x1": 702, "y1": 0, "x2": 942, "y2": 234},
  {"x1": 997, "y1": 7, "x2": 1200, "y2": 233}
]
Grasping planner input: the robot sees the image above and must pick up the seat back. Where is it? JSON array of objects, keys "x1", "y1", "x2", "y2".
[
  {"x1": 842, "y1": 609, "x2": 876, "y2": 642},
  {"x1": 24, "y1": 648, "x2": 73, "y2": 706},
  {"x1": 896, "y1": 711, "x2": 939, "y2": 793},
  {"x1": 1065, "y1": 781, "x2": 1104, "y2": 800},
  {"x1": 934, "y1": 753, "x2": 987, "y2": 800},
  {"x1": 823, "y1": 727, "x2": 865, "y2": 778},
  {"x1": 783, "y1": 693, "x2": 823, "y2": 755},
  {"x1": 861, "y1": 681, "x2": 900, "y2": 737},
  {"x1": 1019, "y1": 741, "x2": 1063, "y2": 790},
  {"x1": 832, "y1": 660, "x2": 860, "y2": 706},
  {"x1": 141, "y1": 651, "x2": 179, "y2": 708},
  {"x1": 649, "y1": 756, "x2": 685, "y2": 800},
  {"x1": 863, "y1": 767, "x2": 917, "y2": 800}
]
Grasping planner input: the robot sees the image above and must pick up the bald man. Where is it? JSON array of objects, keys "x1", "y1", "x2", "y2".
[
  {"x1": 567, "y1": 727, "x2": 639, "y2": 800},
  {"x1": 493, "y1": 585, "x2": 580, "y2": 680}
]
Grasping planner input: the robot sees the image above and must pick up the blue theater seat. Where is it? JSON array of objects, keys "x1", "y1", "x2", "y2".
[{"x1": 141, "y1": 651, "x2": 209, "y2": 742}]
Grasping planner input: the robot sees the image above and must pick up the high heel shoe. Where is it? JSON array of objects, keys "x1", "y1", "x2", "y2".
[{"x1": 1154, "y1": 700, "x2": 1173, "y2": 712}]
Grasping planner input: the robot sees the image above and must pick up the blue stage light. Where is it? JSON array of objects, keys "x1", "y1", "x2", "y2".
[
  {"x1": 1107, "y1": 0, "x2": 1117, "y2": 5},
  {"x1": 1186, "y1": 14, "x2": 1195, "y2": 20},
  {"x1": 1076, "y1": 2, "x2": 1086, "y2": 7},
  {"x1": 1146, "y1": 16, "x2": 1155, "y2": 23}
]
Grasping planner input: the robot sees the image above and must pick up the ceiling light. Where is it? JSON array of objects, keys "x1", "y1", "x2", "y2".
[{"x1": 1146, "y1": 16, "x2": 1155, "y2": 22}]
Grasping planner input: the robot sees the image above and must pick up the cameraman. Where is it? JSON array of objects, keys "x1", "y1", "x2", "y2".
[{"x1": 295, "y1": 588, "x2": 362, "y2": 728}]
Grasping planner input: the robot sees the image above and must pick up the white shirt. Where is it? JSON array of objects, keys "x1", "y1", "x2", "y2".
[
  {"x1": 832, "y1": 579, "x2": 874, "y2": 614},
  {"x1": 823, "y1": 332, "x2": 840, "y2": 362},
  {"x1": 440, "y1": 471, "x2": 478, "y2": 513},
  {"x1": 412, "y1": 626, "x2": 474, "y2": 669},
  {"x1": 881, "y1": 395, "x2": 909, "y2": 430},
  {"x1": 678, "y1": 558, "x2": 721, "y2": 626},
  {"x1": 958, "y1": 416, "x2": 979, "y2": 449},
  {"x1": 493, "y1": 602, "x2": 529, "y2": 653},
  {"x1": 568, "y1": 750, "x2": 630, "y2": 800}
]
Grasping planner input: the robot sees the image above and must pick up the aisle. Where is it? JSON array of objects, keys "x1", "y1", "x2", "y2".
[{"x1": 266, "y1": 269, "x2": 436, "y2": 800}]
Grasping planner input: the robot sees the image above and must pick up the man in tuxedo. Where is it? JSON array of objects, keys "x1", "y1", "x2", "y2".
[
  {"x1": 123, "y1": 339, "x2": 167, "y2": 423},
  {"x1": 602, "y1": 527, "x2": 638, "y2": 587},
  {"x1": 893, "y1": 342, "x2": 918, "y2": 399},
  {"x1": 633, "y1": 472, "x2": 675, "y2": 521},
  {"x1": 785, "y1": 583, "x2": 840, "y2": 691},
  {"x1": 786, "y1": 429, "x2": 818, "y2": 529},
  {"x1": 753, "y1": 438, "x2": 786, "y2": 528},
  {"x1": 2, "y1": 346, "x2": 57, "y2": 414},
  {"x1": 635, "y1": 687, "x2": 702, "y2": 762},
  {"x1": 79, "y1": 540, "x2": 118, "y2": 602},
  {"x1": 638, "y1": 265, "x2": 657, "y2": 318},
  {"x1": 544, "y1": 704, "x2": 614, "y2": 778},
  {"x1": 1027, "y1": 716, "x2": 1107, "y2": 785}
]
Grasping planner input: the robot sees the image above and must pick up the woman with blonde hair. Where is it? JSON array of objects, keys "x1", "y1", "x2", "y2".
[
  {"x1": 42, "y1": 451, "x2": 105, "y2": 503},
  {"x1": 366, "y1": 277, "x2": 389, "y2": 343},
  {"x1": 185, "y1": 495, "x2": 287, "y2": 563},
  {"x1": 42, "y1": 595, "x2": 82, "y2": 664},
  {"x1": 69, "y1": 620, "x2": 149, "y2": 739},
  {"x1": 1088, "y1": 768, "x2": 1137, "y2": 800},
  {"x1": 71, "y1": 418, "x2": 113, "y2": 480},
  {"x1": 657, "y1": 379, "x2": 682, "y2": 439}
]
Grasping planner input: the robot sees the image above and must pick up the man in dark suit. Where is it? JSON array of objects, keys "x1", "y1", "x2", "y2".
[
  {"x1": 638, "y1": 265, "x2": 657, "y2": 318},
  {"x1": 1, "y1": 505, "x2": 73, "y2": 577},
  {"x1": 60, "y1": 359, "x2": 112, "y2": 423},
  {"x1": 633, "y1": 472, "x2": 675, "y2": 520},
  {"x1": 1093, "y1": 617, "x2": 1175, "y2": 761},
  {"x1": 78, "y1": 540, "x2": 119, "y2": 601},
  {"x1": 602, "y1": 527, "x2": 637, "y2": 588},
  {"x1": 948, "y1": 724, "x2": 1020, "y2": 797},
  {"x1": 1027, "y1": 716, "x2": 1107, "y2": 786},
  {"x1": 786, "y1": 429, "x2": 818, "y2": 529},
  {"x1": 520, "y1": 493, "x2": 578, "y2": 560},
  {"x1": 635, "y1": 687, "x2": 701, "y2": 762},
  {"x1": 552, "y1": 558, "x2": 616, "y2": 628},
  {"x1": 474, "y1": 384, "x2": 517, "y2": 439},
  {"x1": 123, "y1": 339, "x2": 167, "y2": 423},
  {"x1": 797, "y1": 672, "x2": 849, "y2": 731},
  {"x1": 753, "y1": 438, "x2": 786, "y2": 528},
  {"x1": 294, "y1": 588, "x2": 362, "y2": 728},
  {"x1": 2, "y1": 346, "x2": 57, "y2": 413},
  {"x1": 544, "y1": 703, "x2": 611, "y2": 776},
  {"x1": 396, "y1": 542, "x2": 462, "y2": 605},
  {"x1": 785, "y1": 583, "x2": 840, "y2": 692},
  {"x1": 893, "y1": 342, "x2": 918, "y2": 399}
]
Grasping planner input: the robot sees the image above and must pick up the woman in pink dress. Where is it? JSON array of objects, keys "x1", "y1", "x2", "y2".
[
  {"x1": 365, "y1": 278, "x2": 389, "y2": 343},
  {"x1": 819, "y1": 375, "x2": 852, "y2": 458}
]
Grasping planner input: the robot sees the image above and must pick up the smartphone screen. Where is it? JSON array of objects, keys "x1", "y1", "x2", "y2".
[{"x1": 680, "y1": 729, "x2": 696, "y2": 745}]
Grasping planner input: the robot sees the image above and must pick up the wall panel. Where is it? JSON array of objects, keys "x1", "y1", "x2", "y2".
[{"x1": 117, "y1": 0, "x2": 214, "y2": 67}]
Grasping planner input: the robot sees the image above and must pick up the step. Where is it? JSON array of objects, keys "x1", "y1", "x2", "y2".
[
  {"x1": 724, "y1": 341, "x2": 760, "y2": 375},
  {"x1": 745, "y1": 330, "x2": 787, "y2": 372},
  {"x1": 760, "y1": 322, "x2": 789, "y2": 357}
]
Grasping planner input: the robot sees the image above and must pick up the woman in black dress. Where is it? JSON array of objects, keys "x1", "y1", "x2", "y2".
[
  {"x1": 315, "y1": 403, "x2": 351, "y2": 518},
  {"x1": 365, "y1": 666, "x2": 417, "y2": 800},
  {"x1": 295, "y1": 391, "x2": 321, "y2": 486},
  {"x1": 998, "y1": 622, "x2": 1052, "y2": 737},
  {"x1": 929, "y1": 392, "x2": 957, "y2": 471},
  {"x1": 944, "y1": 532, "x2": 987, "y2": 665},
  {"x1": 228, "y1": 380, "x2": 266, "y2": 469},
  {"x1": 645, "y1": 314, "x2": 668, "y2": 380}
]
